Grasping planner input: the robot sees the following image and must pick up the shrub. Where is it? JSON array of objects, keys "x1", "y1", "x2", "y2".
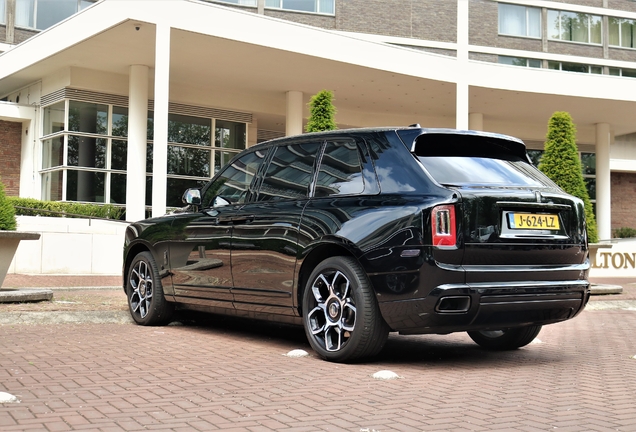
[
  {"x1": 0, "y1": 179, "x2": 17, "y2": 231},
  {"x1": 305, "y1": 90, "x2": 337, "y2": 133},
  {"x1": 538, "y1": 112, "x2": 598, "y2": 243},
  {"x1": 614, "y1": 227, "x2": 636, "y2": 239},
  {"x1": 7, "y1": 197, "x2": 125, "y2": 220}
]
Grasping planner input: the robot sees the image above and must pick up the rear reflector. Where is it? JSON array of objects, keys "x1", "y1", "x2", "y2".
[{"x1": 432, "y1": 205, "x2": 456, "y2": 248}]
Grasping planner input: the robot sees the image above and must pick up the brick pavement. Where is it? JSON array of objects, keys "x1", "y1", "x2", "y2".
[
  {"x1": 1, "y1": 274, "x2": 636, "y2": 430},
  {"x1": 0, "y1": 308, "x2": 635, "y2": 431}
]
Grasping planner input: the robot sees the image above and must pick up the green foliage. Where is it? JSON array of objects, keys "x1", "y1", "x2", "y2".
[
  {"x1": 305, "y1": 90, "x2": 337, "y2": 133},
  {"x1": 8, "y1": 197, "x2": 125, "y2": 220},
  {"x1": 538, "y1": 112, "x2": 598, "y2": 242},
  {"x1": 614, "y1": 227, "x2": 636, "y2": 239},
  {"x1": 0, "y1": 179, "x2": 17, "y2": 231}
]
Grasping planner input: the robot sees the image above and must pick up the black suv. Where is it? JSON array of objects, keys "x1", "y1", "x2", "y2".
[{"x1": 123, "y1": 127, "x2": 590, "y2": 362}]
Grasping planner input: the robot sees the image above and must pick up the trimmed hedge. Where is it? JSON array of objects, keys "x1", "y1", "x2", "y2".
[
  {"x1": 7, "y1": 197, "x2": 125, "y2": 220},
  {"x1": 614, "y1": 227, "x2": 636, "y2": 239},
  {"x1": 0, "y1": 179, "x2": 17, "y2": 231},
  {"x1": 538, "y1": 112, "x2": 598, "y2": 243}
]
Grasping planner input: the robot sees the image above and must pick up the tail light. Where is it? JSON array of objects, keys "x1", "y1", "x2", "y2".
[{"x1": 432, "y1": 205, "x2": 456, "y2": 248}]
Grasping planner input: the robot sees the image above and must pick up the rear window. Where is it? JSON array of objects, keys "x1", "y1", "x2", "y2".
[
  {"x1": 418, "y1": 156, "x2": 546, "y2": 187},
  {"x1": 414, "y1": 133, "x2": 551, "y2": 187}
]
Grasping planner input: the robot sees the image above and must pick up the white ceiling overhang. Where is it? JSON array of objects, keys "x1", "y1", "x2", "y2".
[{"x1": 1, "y1": 0, "x2": 635, "y2": 142}]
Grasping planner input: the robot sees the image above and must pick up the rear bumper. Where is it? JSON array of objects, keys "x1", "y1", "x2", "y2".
[{"x1": 378, "y1": 279, "x2": 590, "y2": 334}]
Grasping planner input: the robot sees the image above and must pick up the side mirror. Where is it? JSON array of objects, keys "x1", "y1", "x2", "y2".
[{"x1": 182, "y1": 188, "x2": 202, "y2": 206}]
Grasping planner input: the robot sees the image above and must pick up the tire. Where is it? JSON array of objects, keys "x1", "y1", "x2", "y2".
[
  {"x1": 467, "y1": 325, "x2": 542, "y2": 350},
  {"x1": 126, "y1": 251, "x2": 174, "y2": 326},
  {"x1": 302, "y1": 256, "x2": 389, "y2": 363}
]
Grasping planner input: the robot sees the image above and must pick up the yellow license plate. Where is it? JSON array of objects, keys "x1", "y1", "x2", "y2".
[{"x1": 510, "y1": 213, "x2": 560, "y2": 230}]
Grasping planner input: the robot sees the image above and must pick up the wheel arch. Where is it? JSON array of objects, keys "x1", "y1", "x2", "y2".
[
  {"x1": 296, "y1": 242, "x2": 365, "y2": 316},
  {"x1": 123, "y1": 242, "x2": 151, "y2": 292}
]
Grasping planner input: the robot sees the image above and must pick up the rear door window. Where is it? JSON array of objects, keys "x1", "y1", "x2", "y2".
[
  {"x1": 257, "y1": 142, "x2": 320, "y2": 202},
  {"x1": 315, "y1": 140, "x2": 365, "y2": 197}
]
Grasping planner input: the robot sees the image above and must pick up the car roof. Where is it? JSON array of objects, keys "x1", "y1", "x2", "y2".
[{"x1": 253, "y1": 126, "x2": 525, "y2": 149}]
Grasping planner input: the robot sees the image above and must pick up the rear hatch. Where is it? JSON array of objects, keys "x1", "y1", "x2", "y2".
[{"x1": 409, "y1": 131, "x2": 587, "y2": 278}]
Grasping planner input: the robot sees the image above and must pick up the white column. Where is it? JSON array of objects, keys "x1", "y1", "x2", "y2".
[
  {"x1": 469, "y1": 112, "x2": 483, "y2": 131},
  {"x1": 456, "y1": 82, "x2": 469, "y2": 130},
  {"x1": 595, "y1": 122, "x2": 611, "y2": 240},
  {"x1": 152, "y1": 24, "x2": 171, "y2": 218},
  {"x1": 126, "y1": 65, "x2": 149, "y2": 222},
  {"x1": 286, "y1": 91, "x2": 303, "y2": 136},
  {"x1": 456, "y1": 0, "x2": 469, "y2": 130}
]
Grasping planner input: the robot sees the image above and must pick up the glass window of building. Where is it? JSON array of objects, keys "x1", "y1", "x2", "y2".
[
  {"x1": 265, "y1": 0, "x2": 334, "y2": 15},
  {"x1": 0, "y1": 1, "x2": 5, "y2": 25},
  {"x1": 40, "y1": 99, "x2": 248, "y2": 208},
  {"x1": 609, "y1": 17, "x2": 635, "y2": 48},
  {"x1": 15, "y1": 0, "x2": 96, "y2": 30},
  {"x1": 609, "y1": 67, "x2": 636, "y2": 78},
  {"x1": 498, "y1": 56, "x2": 542, "y2": 68},
  {"x1": 548, "y1": 10, "x2": 602, "y2": 44},
  {"x1": 214, "y1": 0, "x2": 257, "y2": 5},
  {"x1": 498, "y1": 4, "x2": 541, "y2": 38},
  {"x1": 548, "y1": 61, "x2": 602, "y2": 74}
]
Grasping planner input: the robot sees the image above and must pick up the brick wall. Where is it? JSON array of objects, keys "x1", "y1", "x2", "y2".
[
  {"x1": 611, "y1": 172, "x2": 636, "y2": 231},
  {"x1": 335, "y1": 0, "x2": 456, "y2": 41},
  {"x1": 13, "y1": 28, "x2": 37, "y2": 44},
  {"x1": 547, "y1": 41, "x2": 605, "y2": 59},
  {"x1": 549, "y1": 0, "x2": 603, "y2": 6},
  {"x1": 265, "y1": 9, "x2": 336, "y2": 28},
  {"x1": 608, "y1": 0, "x2": 636, "y2": 12},
  {"x1": 0, "y1": 120, "x2": 22, "y2": 197}
]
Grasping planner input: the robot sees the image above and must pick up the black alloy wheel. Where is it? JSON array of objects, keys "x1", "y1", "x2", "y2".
[
  {"x1": 467, "y1": 325, "x2": 542, "y2": 350},
  {"x1": 302, "y1": 256, "x2": 389, "y2": 363},
  {"x1": 127, "y1": 251, "x2": 174, "y2": 326}
]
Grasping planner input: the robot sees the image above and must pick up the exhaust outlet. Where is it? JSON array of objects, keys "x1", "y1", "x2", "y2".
[{"x1": 435, "y1": 296, "x2": 471, "y2": 313}]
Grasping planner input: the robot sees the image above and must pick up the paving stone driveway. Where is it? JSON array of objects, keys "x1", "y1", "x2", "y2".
[{"x1": 1, "y1": 308, "x2": 636, "y2": 431}]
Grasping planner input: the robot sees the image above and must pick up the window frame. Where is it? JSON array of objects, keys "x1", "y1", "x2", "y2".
[
  {"x1": 498, "y1": 3, "x2": 542, "y2": 39},
  {"x1": 40, "y1": 98, "x2": 248, "y2": 207},
  {"x1": 15, "y1": 0, "x2": 95, "y2": 30},
  {"x1": 609, "y1": 16, "x2": 636, "y2": 49},
  {"x1": 265, "y1": 0, "x2": 335, "y2": 16},
  {"x1": 548, "y1": 9, "x2": 602, "y2": 45}
]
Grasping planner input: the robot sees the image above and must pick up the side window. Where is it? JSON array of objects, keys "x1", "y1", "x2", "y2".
[
  {"x1": 257, "y1": 142, "x2": 320, "y2": 202},
  {"x1": 202, "y1": 150, "x2": 266, "y2": 207},
  {"x1": 315, "y1": 140, "x2": 364, "y2": 197}
]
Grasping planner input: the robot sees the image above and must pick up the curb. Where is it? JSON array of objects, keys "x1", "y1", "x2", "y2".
[
  {"x1": 0, "y1": 288, "x2": 53, "y2": 303},
  {"x1": 590, "y1": 284, "x2": 623, "y2": 295}
]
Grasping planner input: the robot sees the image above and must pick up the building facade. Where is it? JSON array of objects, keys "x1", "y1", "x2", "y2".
[{"x1": 0, "y1": 0, "x2": 635, "y2": 238}]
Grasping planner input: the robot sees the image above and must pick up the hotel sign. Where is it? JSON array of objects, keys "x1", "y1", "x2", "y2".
[{"x1": 589, "y1": 239, "x2": 636, "y2": 277}]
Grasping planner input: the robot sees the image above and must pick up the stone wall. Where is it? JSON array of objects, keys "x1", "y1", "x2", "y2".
[
  {"x1": 612, "y1": 172, "x2": 636, "y2": 231},
  {"x1": 0, "y1": 120, "x2": 22, "y2": 197}
]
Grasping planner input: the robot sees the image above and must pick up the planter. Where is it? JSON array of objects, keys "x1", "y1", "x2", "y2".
[{"x1": 0, "y1": 231, "x2": 40, "y2": 288}]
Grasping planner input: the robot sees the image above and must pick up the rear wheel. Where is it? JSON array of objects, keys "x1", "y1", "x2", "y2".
[
  {"x1": 467, "y1": 325, "x2": 542, "y2": 350},
  {"x1": 127, "y1": 251, "x2": 174, "y2": 326},
  {"x1": 302, "y1": 256, "x2": 389, "y2": 363}
]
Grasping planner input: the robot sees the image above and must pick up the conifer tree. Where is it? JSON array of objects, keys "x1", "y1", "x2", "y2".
[
  {"x1": 0, "y1": 179, "x2": 17, "y2": 231},
  {"x1": 305, "y1": 90, "x2": 337, "y2": 133},
  {"x1": 538, "y1": 112, "x2": 598, "y2": 242}
]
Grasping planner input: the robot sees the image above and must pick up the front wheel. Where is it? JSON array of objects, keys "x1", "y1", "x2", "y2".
[
  {"x1": 126, "y1": 251, "x2": 174, "y2": 326},
  {"x1": 467, "y1": 325, "x2": 542, "y2": 350},
  {"x1": 302, "y1": 256, "x2": 389, "y2": 363}
]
